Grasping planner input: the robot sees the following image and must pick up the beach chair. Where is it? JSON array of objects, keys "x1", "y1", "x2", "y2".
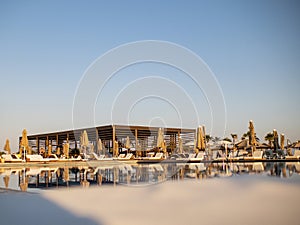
[
  {"x1": 118, "y1": 154, "x2": 126, "y2": 159},
  {"x1": 189, "y1": 152, "x2": 205, "y2": 161},
  {"x1": 26, "y1": 154, "x2": 50, "y2": 162},
  {"x1": 125, "y1": 153, "x2": 134, "y2": 159},
  {"x1": 264, "y1": 149, "x2": 274, "y2": 159},
  {"x1": 2, "y1": 154, "x2": 23, "y2": 163},
  {"x1": 153, "y1": 153, "x2": 164, "y2": 159},
  {"x1": 243, "y1": 150, "x2": 263, "y2": 161},
  {"x1": 286, "y1": 150, "x2": 300, "y2": 160},
  {"x1": 188, "y1": 153, "x2": 196, "y2": 159},
  {"x1": 211, "y1": 151, "x2": 218, "y2": 160}
]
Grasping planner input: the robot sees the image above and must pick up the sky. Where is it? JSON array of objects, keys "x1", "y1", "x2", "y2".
[{"x1": 0, "y1": 0, "x2": 299, "y2": 151}]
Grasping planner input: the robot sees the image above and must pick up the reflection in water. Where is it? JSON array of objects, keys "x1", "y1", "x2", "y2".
[{"x1": 0, "y1": 162, "x2": 300, "y2": 191}]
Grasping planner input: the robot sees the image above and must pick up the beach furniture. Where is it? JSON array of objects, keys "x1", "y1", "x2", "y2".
[
  {"x1": 116, "y1": 153, "x2": 135, "y2": 161},
  {"x1": 243, "y1": 150, "x2": 263, "y2": 161},
  {"x1": 26, "y1": 154, "x2": 50, "y2": 162},
  {"x1": 117, "y1": 154, "x2": 126, "y2": 159},
  {"x1": 91, "y1": 153, "x2": 113, "y2": 161},
  {"x1": 189, "y1": 152, "x2": 205, "y2": 162},
  {"x1": 138, "y1": 152, "x2": 164, "y2": 163},
  {"x1": 47, "y1": 154, "x2": 59, "y2": 162},
  {"x1": 2, "y1": 154, "x2": 23, "y2": 163},
  {"x1": 285, "y1": 150, "x2": 300, "y2": 160}
]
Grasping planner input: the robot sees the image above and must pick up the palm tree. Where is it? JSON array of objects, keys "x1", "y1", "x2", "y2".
[
  {"x1": 242, "y1": 131, "x2": 260, "y2": 142},
  {"x1": 212, "y1": 136, "x2": 221, "y2": 143},
  {"x1": 223, "y1": 137, "x2": 232, "y2": 142},
  {"x1": 205, "y1": 134, "x2": 212, "y2": 143},
  {"x1": 264, "y1": 132, "x2": 274, "y2": 147}
]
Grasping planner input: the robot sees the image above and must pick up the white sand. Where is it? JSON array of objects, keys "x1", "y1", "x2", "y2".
[{"x1": 1, "y1": 176, "x2": 299, "y2": 225}]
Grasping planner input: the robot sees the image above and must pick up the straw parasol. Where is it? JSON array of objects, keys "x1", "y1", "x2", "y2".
[
  {"x1": 178, "y1": 137, "x2": 183, "y2": 154},
  {"x1": 3, "y1": 175, "x2": 10, "y2": 189},
  {"x1": 63, "y1": 167, "x2": 70, "y2": 182},
  {"x1": 4, "y1": 139, "x2": 11, "y2": 154},
  {"x1": 81, "y1": 130, "x2": 89, "y2": 155},
  {"x1": 64, "y1": 142, "x2": 70, "y2": 158},
  {"x1": 90, "y1": 143, "x2": 94, "y2": 154},
  {"x1": 20, "y1": 129, "x2": 29, "y2": 155},
  {"x1": 196, "y1": 126, "x2": 206, "y2": 151},
  {"x1": 162, "y1": 140, "x2": 167, "y2": 156},
  {"x1": 125, "y1": 136, "x2": 130, "y2": 150},
  {"x1": 157, "y1": 128, "x2": 164, "y2": 149},
  {"x1": 114, "y1": 141, "x2": 119, "y2": 157},
  {"x1": 97, "y1": 138, "x2": 103, "y2": 155},
  {"x1": 56, "y1": 147, "x2": 61, "y2": 156},
  {"x1": 280, "y1": 134, "x2": 285, "y2": 150},
  {"x1": 273, "y1": 129, "x2": 279, "y2": 150},
  {"x1": 249, "y1": 120, "x2": 257, "y2": 154},
  {"x1": 202, "y1": 126, "x2": 206, "y2": 150},
  {"x1": 48, "y1": 144, "x2": 52, "y2": 156}
]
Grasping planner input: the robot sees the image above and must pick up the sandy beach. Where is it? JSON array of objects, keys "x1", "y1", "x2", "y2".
[{"x1": 1, "y1": 176, "x2": 299, "y2": 225}]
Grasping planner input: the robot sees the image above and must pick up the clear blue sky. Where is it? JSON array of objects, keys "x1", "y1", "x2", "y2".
[{"x1": 1, "y1": 0, "x2": 299, "y2": 151}]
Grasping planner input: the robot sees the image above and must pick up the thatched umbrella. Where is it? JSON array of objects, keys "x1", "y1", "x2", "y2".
[
  {"x1": 56, "y1": 147, "x2": 61, "y2": 156},
  {"x1": 64, "y1": 142, "x2": 69, "y2": 158},
  {"x1": 20, "y1": 129, "x2": 29, "y2": 155},
  {"x1": 114, "y1": 141, "x2": 119, "y2": 157},
  {"x1": 48, "y1": 144, "x2": 52, "y2": 156},
  {"x1": 178, "y1": 137, "x2": 183, "y2": 154},
  {"x1": 90, "y1": 143, "x2": 94, "y2": 154},
  {"x1": 157, "y1": 128, "x2": 164, "y2": 149},
  {"x1": 196, "y1": 126, "x2": 206, "y2": 151},
  {"x1": 162, "y1": 140, "x2": 167, "y2": 156},
  {"x1": 97, "y1": 138, "x2": 103, "y2": 155},
  {"x1": 81, "y1": 130, "x2": 89, "y2": 155},
  {"x1": 63, "y1": 167, "x2": 70, "y2": 182},
  {"x1": 136, "y1": 140, "x2": 142, "y2": 157},
  {"x1": 280, "y1": 134, "x2": 285, "y2": 150},
  {"x1": 273, "y1": 129, "x2": 279, "y2": 151},
  {"x1": 4, "y1": 139, "x2": 11, "y2": 154},
  {"x1": 196, "y1": 127, "x2": 201, "y2": 150},
  {"x1": 200, "y1": 126, "x2": 206, "y2": 150},
  {"x1": 3, "y1": 175, "x2": 10, "y2": 189},
  {"x1": 125, "y1": 136, "x2": 130, "y2": 150},
  {"x1": 249, "y1": 120, "x2": 257, "y2": 154}
]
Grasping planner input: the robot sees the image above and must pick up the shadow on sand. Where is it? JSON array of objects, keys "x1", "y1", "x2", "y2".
[{"x1": 0, "y1": 191, "x2": 102, "y2": 225}]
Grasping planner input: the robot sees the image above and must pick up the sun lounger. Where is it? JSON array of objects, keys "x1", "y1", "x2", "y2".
[
  {"x1": 188, "y1": 153, "x2": 196, "y2": 158},
  {"x1": 139, "y1": 152, "x2": 164, "y2": 163},
  {"x1": 2, "y1": 154, "x2": 23, "y2": 163},
  {"x1": 47, "y1": 154, "x2": 59, "y2": 162},
  {"x1": 118, "y1": 154, "x2": 126, "y2": 159},
  {"x1": 243, "y1": 151, "x2": 263, "y2": 161},
  {"x1": 117, "y1": 153, "x2": 134, "y2": 160},
  {"x1": 91, "y1": 153, "x2": 113, "y2": 161},
  {"x1": 152, "y1": 153, "x2": 164, "y2": 159},
  {"x1": 26, "y1": 154, "x2": 50, "y2": 162},
  {"x1": 125, "y1": 153, "x2": 134, "y2": 159},
  {"x1": 189, "y1": 152, "x2": 205, "y2": 161},
  {"x1": 286, "y1": 150, "x2": 300, "y2": 160}
]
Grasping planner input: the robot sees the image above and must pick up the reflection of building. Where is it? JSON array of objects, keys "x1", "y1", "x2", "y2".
[
  {"x1": 1, "y1": 162, "x2": 298, "y2": 191},
  {"x1": 21, "y1": 125, "x2": 195, "y2": 156}
]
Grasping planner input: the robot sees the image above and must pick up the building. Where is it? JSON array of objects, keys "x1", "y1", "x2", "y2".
[{"x1": 22, "y1": 124, "x2": 195, "y2": 156}]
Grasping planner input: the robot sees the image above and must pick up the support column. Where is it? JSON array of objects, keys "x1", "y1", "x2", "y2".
[
  {"x1": 95, "y1": 128, "x2": 99, "y2": 152},
  {"x1": 56, "y1": 134, "x2": 59, "y2": 147},
  {"x1": 112, "y1": 125, "x2": 116, "y2": 156},
  {"x1": 36, "y1": 137, "x2": 39, "y2": 154}
]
